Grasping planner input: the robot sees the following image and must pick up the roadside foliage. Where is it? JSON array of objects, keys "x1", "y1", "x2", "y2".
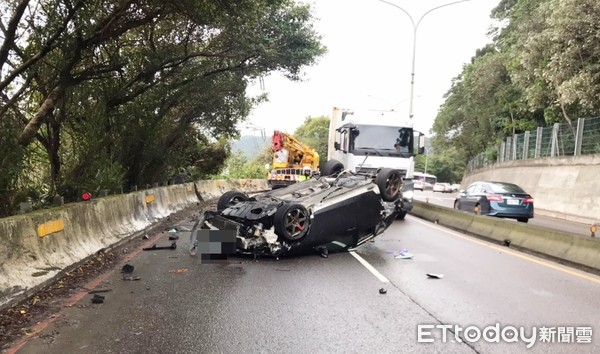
[
  {"x1": 430, "y1": 0, "x2": 600, "y2": 175},
  {"x1": 293, "y1": 116, "x2": 330, "y2": 170},
  {"x1": 0, "y1": 0, "x2": 325, "y2": 216}
]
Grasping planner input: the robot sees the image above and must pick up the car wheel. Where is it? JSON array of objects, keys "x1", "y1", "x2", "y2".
[
  {"x1": 217, "y1": 191, "x2": 249, "y2": 211},
  {"x1": 274, "y1": 203, "x2": 309, "y2": 241},
  {"x1": 517, "y1": 217, "x2": 529, "y2": 223},
  {"x1": 475, "y1": 203, "x2": 482, "y2": 215},
  {"x1": 321, "y1": 159, "x2": 344, "y2": 176},
  {"x1": 375, "y1": 168, "x2": 402, "y2": 202},
  {"x1": 454, "y1": 200, "x2": 460, "y2": 210}
]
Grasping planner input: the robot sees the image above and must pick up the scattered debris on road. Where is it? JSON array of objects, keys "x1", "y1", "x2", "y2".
[
  {"x1": 168, "y1": 234, "x2": 179, "y2": 240},
  {"x1": 379, "y1": 288, "x2": 387, "y2": 294},
  {"x1": 503, "y1": 239, "x2": 511, "y2": 247},
  {"x1": 143, "y1": 241, "x2": 177, "y2": 251},
  {"x1": 123, "y1": 276, "x2": 141, "y2": 281},
  {"x1": 394, "y1": 249, "x2": 413, "y2": 259},
  {"x1": 168, "y1": 269, "x2": 188, "y2": 274},
  {"x1": 121, "y1": 264, "x2": 135, "y2": 274},
  {"x1": 91, "y1": 294, "x2": 105, "y2": 304},
  {"x1": 426, "y1": 273, "x2": 444, "y2": 279},
  {"x1": 0, "y1": 206, "x2": 201, "y2": 349},
  {"x1": 87, "y1": 289, "x2": 112, "y2": 294}
]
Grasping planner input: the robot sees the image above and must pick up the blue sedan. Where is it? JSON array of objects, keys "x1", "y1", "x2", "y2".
[{"x1": 454, "y1": 181, "x2": 534, "y2": 223}]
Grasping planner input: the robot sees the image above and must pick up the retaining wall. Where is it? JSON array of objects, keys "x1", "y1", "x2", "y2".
[{"x1": 0, "y1": 179, "x2": 268, "y2": 310}]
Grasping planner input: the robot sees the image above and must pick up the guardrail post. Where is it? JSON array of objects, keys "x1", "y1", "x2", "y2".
[
  {"x1": 574, "y1": 118, "x2": 585, "y2": 156},
  {"x1": 506, "y1": 137, "x2": 512, "y2": 161},
  {"x1": 550, "y1": 123, "x2": 559, "y2": 157},
  {"x1": 523, "y1": 131, "x2": 530, "y2": 159},
  {"x1": 512, "y1": 134, "x2": 518, "y2": 160},
  {"x1": 535, "y1": 127, "x2": 543, "y2": 158},
  {"x1": 18, "y1": 202, "x2": 33, "y2": 214},
  {"x1": 496, "y1": 143, "x2": 501, "y2": 163},
  {"x1": 500, "y1": 142, "x2": 506, "y2": 162},
  {"x1": 53, "y1": 196, "x2": 64, "y2": 206}
]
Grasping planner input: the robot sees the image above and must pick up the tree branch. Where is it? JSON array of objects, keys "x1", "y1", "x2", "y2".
[
  {"x1": 0, "y1": 0, "x2": 29, "y2": 70},
  {"x1": 0, "y1": 0, "x2": 85, "y2": 93}
]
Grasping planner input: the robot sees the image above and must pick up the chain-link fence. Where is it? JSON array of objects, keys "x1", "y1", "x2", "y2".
[{"x1": 467, "y1": 117, "x2": 600, "y2": 172}]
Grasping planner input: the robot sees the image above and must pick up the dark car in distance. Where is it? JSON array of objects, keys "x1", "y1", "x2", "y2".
[
  {"x1": 454, "y1": 181, "x2": 534, "y2": 223},
  {"x1": 189, "y1": 168, "x2": 406, "y2": 258}
]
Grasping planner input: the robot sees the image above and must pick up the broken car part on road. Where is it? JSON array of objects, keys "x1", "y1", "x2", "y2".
[{"x1": 142, "y1": 242, "x2": 177, "y2": 251}]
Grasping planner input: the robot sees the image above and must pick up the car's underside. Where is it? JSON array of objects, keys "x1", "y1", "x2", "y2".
[{"x1": 189, "y1": 171, "x2": 403, "y2": 258}]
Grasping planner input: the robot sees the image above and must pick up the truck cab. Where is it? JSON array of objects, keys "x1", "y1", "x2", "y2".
[{"x1": 326, "y1": 107, "x2": 425, "y2": 218}]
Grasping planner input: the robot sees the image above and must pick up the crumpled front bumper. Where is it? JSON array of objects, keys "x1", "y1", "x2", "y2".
[{"x1": 189, "y1": 211, "x2": 287, "y2": 258}]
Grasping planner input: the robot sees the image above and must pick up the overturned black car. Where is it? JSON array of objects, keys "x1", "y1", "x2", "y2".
[{"x1": 189, "y1": 168, "x2": 405, "y2": 258}]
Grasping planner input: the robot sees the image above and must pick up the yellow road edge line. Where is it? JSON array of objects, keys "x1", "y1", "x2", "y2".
[{"x1": 408, "y1": 216, "x2": 600, "y2": 285}]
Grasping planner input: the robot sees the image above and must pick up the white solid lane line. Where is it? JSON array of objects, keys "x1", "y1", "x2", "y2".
[{"x1": 349, "y1": 251, "x2": 390, "y2": 283}]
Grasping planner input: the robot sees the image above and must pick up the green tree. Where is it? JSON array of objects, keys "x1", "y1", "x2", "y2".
[
  {"x1": 216, "y1": 151, "x2": 268, "y2": 180},
  {"x1": 432, "y1": 0, "x2": 600, "y2": 173},
  {"x1": 293, "y1": 116, "x2": 330, "y2": 169},
  {"x1": 0, "y1": 0, "x2": 325, "y2": 213}
]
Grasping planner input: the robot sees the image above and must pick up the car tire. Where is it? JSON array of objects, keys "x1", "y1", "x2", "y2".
[
  {"x1": 274, "y1": 203, "x2": 309, "y2": 242},
  {"x1": 321, "y1": 159, "x2": 344, "y2": 176},
  {"x1": 475, "y1": 203, "x2": 482, "y2": 215},
  {"x1": 454, "y1": 200, "x2": 460, "y2": 210},
  {"x1": 217, "y1": 191, "x2": 249, "y2": 212},
  {"x1": 517, "y1": 217, "x2": 529, "y2": 223},
  {"x1": 375, "y1": 168, "x2": 402, "y2": 202}
]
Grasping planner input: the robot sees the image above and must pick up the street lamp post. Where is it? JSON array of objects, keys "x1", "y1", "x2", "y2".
[
  {"x1": 377, "y1": 0, "x2": 470, "y2": 121},
  {"x1": 424, "y1": 146, "x2": 433, "y2": 174}
]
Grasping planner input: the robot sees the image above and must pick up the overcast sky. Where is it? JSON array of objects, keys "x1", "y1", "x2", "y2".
[{"x1": 243, "y1": 0, "x2": 500, "y2": 137}]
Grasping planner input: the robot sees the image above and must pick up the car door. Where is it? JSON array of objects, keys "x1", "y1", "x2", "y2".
[
  {"x1": 310, "y1": 187, "x2": 359, "y2": 247},
  {"x1": 462, "y1": 183, "x2": 481, "y2": 211}
]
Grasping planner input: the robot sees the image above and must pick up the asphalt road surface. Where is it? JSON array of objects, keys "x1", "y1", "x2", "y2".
[
  {"x1": 10, "y1": 213, "x2": 600, "y2": 353},
  {"x1": 414, "y1": 190, "x2": 595, "y2": 237}
]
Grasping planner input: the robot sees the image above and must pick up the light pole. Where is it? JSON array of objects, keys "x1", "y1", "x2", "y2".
[
  {"x1": 377, "y1": 0, "x2": 470, "y2": 121},
  {"x1": 424, "y1": 146, "x2": 433, "y2": 174}
]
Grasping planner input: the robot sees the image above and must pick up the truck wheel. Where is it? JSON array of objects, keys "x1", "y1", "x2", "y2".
[
  {"x1": 274, "y1": 203, "x2": 309, "y2": 241},
  {"x1": 217, "y1": 191, "x2": 249, "y2": 211},
  {"x1": 321, "y1": 159, "x2": 344, "y2": 176},
  {"x1": 375, "y1": 168, "x2": 402, "y2": 202}
]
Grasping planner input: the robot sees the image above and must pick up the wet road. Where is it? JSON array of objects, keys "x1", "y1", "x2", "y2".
[
  {"x1": 13, "y1": 215, "x2": 600, "y2": 353},
  {"x1": 414, "y1": 190, "x2": 596, "y2": 237}
]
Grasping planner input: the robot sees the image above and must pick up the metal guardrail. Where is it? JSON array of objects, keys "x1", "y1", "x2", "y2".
[{"x1": 467, "y1": 117, "x2": 600, "y2": 171}]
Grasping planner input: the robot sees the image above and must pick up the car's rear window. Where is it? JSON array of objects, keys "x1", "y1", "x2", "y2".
[{"x1": 489, "y1": 183, "x2": 526, "y2": 194}]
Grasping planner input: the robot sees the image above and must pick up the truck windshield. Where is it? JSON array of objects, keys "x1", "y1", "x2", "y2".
[{"x1": 350, "y1": 125, "x2": 413, "y2": 157}]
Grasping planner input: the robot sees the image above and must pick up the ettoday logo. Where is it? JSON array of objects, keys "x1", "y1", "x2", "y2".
[{"x1": 417, "y1": 324, "x2": 593, "y2": 348}]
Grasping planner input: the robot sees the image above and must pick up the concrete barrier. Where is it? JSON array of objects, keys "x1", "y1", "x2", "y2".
[
  {"x1": 410, "y1": 200, "x2": 600, "y2": 272},
  {"x1": 0, "y1": 179, "x2": 268, "y2": 310}
]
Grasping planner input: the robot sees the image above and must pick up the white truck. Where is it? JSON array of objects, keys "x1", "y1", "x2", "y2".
[{"x1": 324, "y1": 107, "x2": 425, "y2": 219}]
